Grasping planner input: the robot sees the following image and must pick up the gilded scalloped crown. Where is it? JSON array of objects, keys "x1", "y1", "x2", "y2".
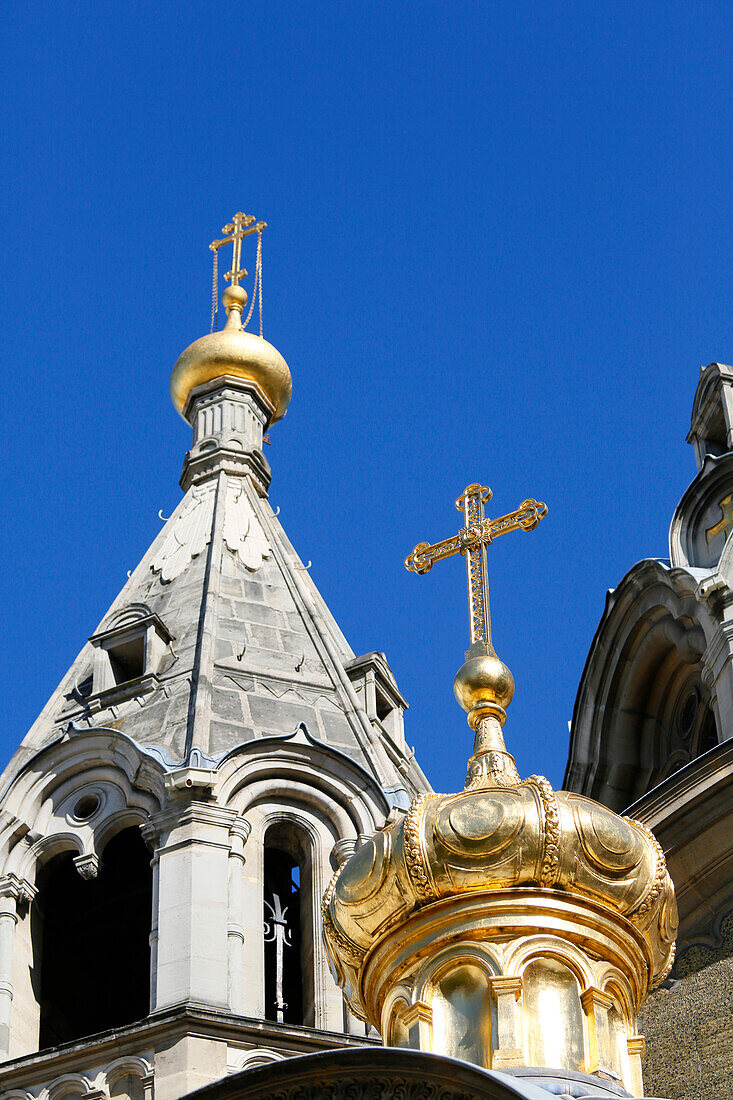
[
  {"x1": 170, "y1": 321, "x2": 292, "y2": 422},
  {"x1": 323, "y1": 777, "x2": 677, "y2": 999}
]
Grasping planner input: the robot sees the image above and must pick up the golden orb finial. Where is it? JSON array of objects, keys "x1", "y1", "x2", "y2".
[
  {"x1": 222, "y1": 283, "x2": 247, "y2": 317},
  {"x1": 170, "y1": 213, "x2": 292, "y2": 423},
  {"x1": 453, "y1": 645, "x2": 515, "y2": 728}
]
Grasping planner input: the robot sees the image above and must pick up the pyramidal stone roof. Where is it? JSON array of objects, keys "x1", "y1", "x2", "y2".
[{"x1": 1, "y1": 310, "x2": 429, "y2": 810}]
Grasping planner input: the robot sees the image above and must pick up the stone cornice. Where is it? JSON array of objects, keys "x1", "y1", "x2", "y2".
[
  {"x1": 180, "y1": 446, "x2": 271, "y2": 494},
  {"x1": 0, "y1": 1006, "x2": 379, "y2": 1093},
  {"x1": 142, "y1": 800, "x2": 240, "y2": 847},
  {"x1": 626, "y1": 738, "x2": 733, "y2": 830}
]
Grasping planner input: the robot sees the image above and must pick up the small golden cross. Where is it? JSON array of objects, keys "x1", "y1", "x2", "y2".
[
  {"x1": 706, "y1": 494, "x2": 733, "y2": 546},
  {"x1": 405, "y1": 483, "x2": 547, "y2": 655},
  {"x1": 210, "y1": 212, "x2": 266, "y2": 286}
]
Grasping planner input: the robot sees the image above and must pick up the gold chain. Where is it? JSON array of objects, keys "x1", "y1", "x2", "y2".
[
  {"x1": 210, "y1": 223, "x2": 263, "y2": 337},
  {"x1": 241, "y1": 230, "x2": 263, "y2": 335},
  {"x1": 210, "y1": 246, "x2": 219, "y2": 333},
  {"x1": 258, "y1": 229, "x2": 263, "y2": 338}
]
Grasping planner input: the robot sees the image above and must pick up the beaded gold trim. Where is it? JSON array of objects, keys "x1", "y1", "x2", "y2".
[
  {"x1": 403, "y1": 793, "x2": 435, "y2": 903},
  {"x1": 321, "y1": 868, "x2": 364, "y2": 964},
  {"x1": 624, "y1": 816, "x2": 669, "y2": 920},
  {"x1": 527, "y1": 775, "x2": 561, "y2": 887}
]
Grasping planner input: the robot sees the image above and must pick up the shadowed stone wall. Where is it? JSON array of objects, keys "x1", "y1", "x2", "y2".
[{"x1": 640, "y1": 925, "x2": 733, "y2": 1100}]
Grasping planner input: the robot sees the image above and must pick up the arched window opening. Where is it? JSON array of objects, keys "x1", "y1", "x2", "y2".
[
  {"x1": 523, "y1": 959, "x2": 585, "y2": 1072},
  {"x1": 263, "y1": 822, "x2": 314, "y2": 1027},
  {"x1": 387, "y1": 1004, "x2": 411, "y2": 1049},
  {"x1": 109, "y1": 1074, "x2": 146, "y2": 1100},
  {"x1": 607, "y1": 1002, "x2": 630, "y2": 1082},
  {"x1": 431, "y1": 964, "x2": 493, "y2": 1067},
  {"x1": 32, "y1": 826, "x2": 152, "y2": 1049},
  {"x1": 696, "y1": 707, "x2": 718, "y2": 756}
]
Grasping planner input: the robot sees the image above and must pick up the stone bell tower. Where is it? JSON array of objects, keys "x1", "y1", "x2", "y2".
[{"x1": 0, "y1": 214, "x2": 430, "y2": 1100}]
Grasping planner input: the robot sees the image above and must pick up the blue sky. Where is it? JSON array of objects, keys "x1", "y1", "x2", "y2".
[{"x1": 1, "y1": 2, "x2": 731, "y2": 793}]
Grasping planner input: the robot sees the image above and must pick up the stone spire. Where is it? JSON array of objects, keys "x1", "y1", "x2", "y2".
[
  {"x1": 2, "y1": 214, "x2": 423, "y2": 801},
  {"x1": 323, "y1": 481, "x2": 677, "y2": 1097}
]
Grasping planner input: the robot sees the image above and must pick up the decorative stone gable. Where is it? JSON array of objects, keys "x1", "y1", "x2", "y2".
[{"x1": 668, "y1": 451, "x2": 733, "y2": 569}]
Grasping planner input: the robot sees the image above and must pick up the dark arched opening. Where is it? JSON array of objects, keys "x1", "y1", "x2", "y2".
[
  {"x1": 32, "y1": 826, "x2": 152, "y2": 1049},
  {"x1": 263, "y1": 822, "x2": 314, "y2": 1026}
]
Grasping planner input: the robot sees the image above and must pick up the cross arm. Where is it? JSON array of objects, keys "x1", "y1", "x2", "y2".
[
  {"x1": 483, "y1": 499, "x2": 547, "y2": 542},
  {"x1": 209, "y1": 219, "x2": 267, "y2": 252},
  {"x1": 404, "y1": 498, "x2": 547, "y2": 575},
  {"x1": 404, "y1": 533, "x2": 462, "y2": 574}
]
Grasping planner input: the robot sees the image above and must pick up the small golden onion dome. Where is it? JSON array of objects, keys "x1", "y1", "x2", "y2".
[{"x1": 170, "y1": 285, "x2": 292, "y2": 421}]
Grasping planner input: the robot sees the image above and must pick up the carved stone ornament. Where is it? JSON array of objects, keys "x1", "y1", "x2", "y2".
[
  {"x1": 675, "y1": 909, "x2": 733, "y2": 978},
  {"x1": 150, "y1": 478, "x2": 271, "y2": 582},
  {"x1": 73, "y1": 853, "x2": 101, "y2": 880},
  {"x1": 0, "y1": 873, "x2": 36, "y2": 906},
  {"x1": 151, "y1": 484, "x2": 215, "y2": 582},
  {"x1": 222, "y1": 478, "x2": 271, "y2": 570}
]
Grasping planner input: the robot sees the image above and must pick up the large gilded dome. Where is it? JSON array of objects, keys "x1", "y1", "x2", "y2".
[
  {"x1": 170, "y1": 285, "x2": 292, "y2": 421},
  {"x1": 323, "y1": 779, "x2": 677, "y2": 1010}
]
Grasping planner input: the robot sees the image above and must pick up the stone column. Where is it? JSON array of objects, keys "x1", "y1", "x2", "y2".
[
  {"x1": 0, "y1": 875, "x2": 35, "y2": 1058},
  {"x1": 148, "y1": 799, "x2": 238, "y2": 1011},
  {"x1": 227, "y1": 816, "x2": 251, "y2": 1015},
  {"x1": 141, "y1": 834, "x2": 160, "y2": 1012},
  {"x1": 330, "y1": 840, "x2": 364, "y2": 1036},
  {"x1": 489, "y1": 976, "x2": 524, "y2": 1068},
  {"x1": 701, "y1": 620, "x2": 733, "y2": 744},
  {"x1": 720, "y1": 381, "x2": 733, "y2": 451}
]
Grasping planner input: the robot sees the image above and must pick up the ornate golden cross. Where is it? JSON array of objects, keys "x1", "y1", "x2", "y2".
[
  {"x1": 209, "y1": 212, "x2": 266, "y2": 285},
  {"x1": 405, "y1": 483, "x2": 547, "y2": 654},
  {"x1": 706, "y1": 494, "x2": 733, "y2": 546}
]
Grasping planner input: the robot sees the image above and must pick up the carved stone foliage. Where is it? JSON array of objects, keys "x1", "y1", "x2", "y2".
[
  {"x1": 150, "y1": 479, "x2": 271, "y2": 582},
  {"x1": 222, "y1": 478, "x2": 271, "y2": 571},
  {"x1": 151, "y1": 485, "x2": 215, "y2": 582},
  {"x1": 675, "y1": 910, "x2": 733, "y2": 978},
  {"x1": 251, "y1": 1083, "x2": 478, "y2": 1100}
]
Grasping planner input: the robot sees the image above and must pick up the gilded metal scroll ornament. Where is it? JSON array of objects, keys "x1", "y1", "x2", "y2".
[{"x1": 403, "y1": 793, "x2": 435, "y2": 902}]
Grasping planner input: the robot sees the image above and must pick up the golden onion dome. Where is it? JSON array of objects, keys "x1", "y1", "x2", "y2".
[
  {"x1": 322, "y1": 645, "x2": 678, "y2": 1053},
  {"x1": 323, "y1": 781, "x2": 677, "y2": 998},
  {"x1": 170, "y1": 284, "x2": 292, "y2": 421},
  {"x1": 324, "y1": 483, "x2": 677, "y2": 1090}
]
